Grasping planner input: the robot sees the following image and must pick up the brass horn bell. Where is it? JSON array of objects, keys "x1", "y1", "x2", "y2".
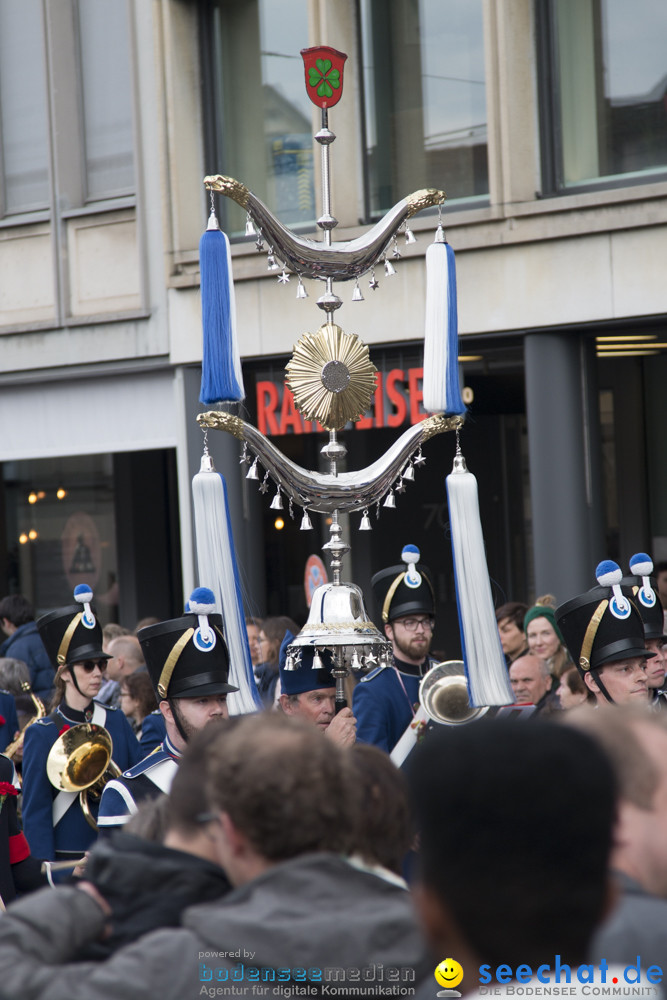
[
  {"x1": 46, "y1": 722, "x2": 121, "y2": 830},
  {"x1": 419, "y1": 660, "x2": 490, "y2": 726}
]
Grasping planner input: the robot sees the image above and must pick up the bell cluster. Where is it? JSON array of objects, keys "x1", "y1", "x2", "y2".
[
  {"x1": 240, "y1": 440, "x2": 426, "y2": 532},
  {"x1": 245, "y1": 210, "x2": 417, "y2": 303},
  {"x1": 282, "y1": 643, "x2": 393, "y2": 672}
]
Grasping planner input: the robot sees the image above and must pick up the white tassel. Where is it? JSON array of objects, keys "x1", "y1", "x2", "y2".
[
  {"x1": 423, "y1": 241, "x2": 465, "y2": 416},
  {"x1": 446, "y1": 454, "x2": 515, "y2": 707},
  {"x1": 192, "y1": 467, "x2": 262, "y2": 715}
]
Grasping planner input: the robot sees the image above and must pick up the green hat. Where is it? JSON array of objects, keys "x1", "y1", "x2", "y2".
[{"x1": 523, "y1": 603, "x2": 565, "y2": 644}]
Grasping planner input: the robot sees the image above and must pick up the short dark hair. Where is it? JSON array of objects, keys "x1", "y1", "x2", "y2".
[
  {"x1": 199, "y1": 713, "x2": 356, "y2": 861},
  {"x1": 495, "y1": 601, "x2": 527, "y2": 629},
  {"x1": 0, "y1": 595, "x2": 34, "y2": 628},
  {"x1": 408, "y1": 718, "x2": 616, "y2": 968},
  {"x1": 347, "y1": 743, "x2": 412, "y2": 876}
]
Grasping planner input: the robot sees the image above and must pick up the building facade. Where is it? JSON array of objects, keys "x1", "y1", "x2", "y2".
[{"x1": 1, "y1": 0, "x2": 666, "y2": 653}]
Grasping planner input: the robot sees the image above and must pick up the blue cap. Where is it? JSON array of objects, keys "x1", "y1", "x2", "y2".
[{"x1": 279, "y1": 632, "x2": 336, "y2": 696}]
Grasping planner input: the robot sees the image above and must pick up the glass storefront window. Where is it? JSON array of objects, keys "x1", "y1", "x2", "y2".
[
  {"x1": 2, "y1": 455, "x2": 118, "y2": 624},
  {"x1": 551, "y1": 0, "x2": 667, "y2": 187},
  {"x1": 205, "y1": 0, "x2": 314, "y2": 236},
  {"x1": 360, "y1": 0, "x2": 489, "y2": 215}
]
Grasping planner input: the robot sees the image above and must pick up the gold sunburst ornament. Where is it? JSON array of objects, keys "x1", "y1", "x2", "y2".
[{"x1": 285, "y1": 323, "x2": 377, "y2": 430}]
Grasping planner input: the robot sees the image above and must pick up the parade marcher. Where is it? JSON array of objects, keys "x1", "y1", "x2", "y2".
[
  {"x1": 353, "y1": 545, "x2": 439, "y2": 753},
  {"x1": 278, "y1": 632, "x2": 356, "y2": 746},
  {"x1": 622, "y1": 553, "x2": 667, "y2": 710},
  {"x1": 21, "y1": 586, "x2": 141, "y2": 862},
  {"x1": 97, "y1": 587, "x2": 237, "y2": 832},
  {"x1": 0, "y1": 752, "x2": 46, "y2": 906},
  {"x1": 555, "y1": 560, "x2": 651, "y2": 706}
]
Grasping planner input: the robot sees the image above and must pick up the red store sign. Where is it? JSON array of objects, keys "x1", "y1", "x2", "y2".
[{"x1": 256, "y1": 368, "x2": 428, "y2": 436}]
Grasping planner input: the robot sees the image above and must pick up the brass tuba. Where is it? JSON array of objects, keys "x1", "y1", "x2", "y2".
[
  {"x1": 418, "y1": 660, "x2": 490, "y2": 726},
  {"x1": 5, "y1": 682, "x2": 46, "y2": 760},
  {"x1": 46, "y1": 723, "x2": 121, "y2": 830}
]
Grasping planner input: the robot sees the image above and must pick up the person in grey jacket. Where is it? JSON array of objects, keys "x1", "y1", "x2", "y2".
[{"x1": 0, "y1": 713, "x2": 431, "y2": 1000}]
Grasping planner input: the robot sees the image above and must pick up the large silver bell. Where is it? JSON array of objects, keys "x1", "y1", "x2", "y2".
[{"x1": 288, "y1": 582, "x2": 391, "y2": 668}]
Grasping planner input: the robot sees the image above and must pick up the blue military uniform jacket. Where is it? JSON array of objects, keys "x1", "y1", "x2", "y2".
[
  {"x1": 353, "y1": 657, "x2": 436, "y2": 753},
  {"x1": 0, "y1": 692, "x2": 20, "y2": 754},
  {"x1": 97, "y1": 735, "x2": 181, "y2": 833},
  {"x1": 21, "y1": 702, "x2": 141, "y2": 860},
  {"x1": 138, "y1": 710, "x2": 166, "y2": 756}
]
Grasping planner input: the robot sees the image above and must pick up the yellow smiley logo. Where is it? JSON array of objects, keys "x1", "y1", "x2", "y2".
[{"x1": 435, "y1": 958, "x2": 464, "y2": 989}]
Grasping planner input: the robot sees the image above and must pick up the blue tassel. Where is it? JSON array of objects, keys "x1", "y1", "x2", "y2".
[
  {"x1": 199, "y1": 221, "x2": 245, "y2": 404},
  {"x1": 423, "y1": 240, "x2": 466, "y2": 416}
]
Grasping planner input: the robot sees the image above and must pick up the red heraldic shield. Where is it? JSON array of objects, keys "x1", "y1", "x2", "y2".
[{"x1": 301, "y1": 46, "x2": 347, "y2": 109}]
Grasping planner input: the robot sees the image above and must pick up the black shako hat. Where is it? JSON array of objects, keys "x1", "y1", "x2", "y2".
[
  {"x1": 138, "y1": 587, "x2": 238, "y2": 700},
  {"x1": 371, "y1": 544, "x2": 435, "y2": 624},
  {"x1": 556, "y1": 560, "x2": 650, "y2": 676},
  {"x1": 622, "y1": 552, "x2": 667, "y2": 642},
  {"x1": 37, "y1": 585, "x2": 109, "y2": 669}
]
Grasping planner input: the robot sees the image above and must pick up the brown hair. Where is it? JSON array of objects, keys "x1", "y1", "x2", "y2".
[
  {"x1": 259, "y1": 616, "x2": 299, "y2": 667},
  {"x1": 122, "y1": 671, "x2": 157, "y2": 720},
  {"x1": 562, "y1": 666, "x2": 587, "y2": 698},
  {"x1": 196, "y1": 713, "x2": 356, "y2": 861},
  {"x1": 346, "y1": 743, "x2": 412, "y2": 875},
  {"x1": 495, "y1": 601, "x2": 528, "y2": 630}
]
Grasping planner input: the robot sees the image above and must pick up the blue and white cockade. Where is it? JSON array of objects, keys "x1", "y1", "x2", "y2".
[
  {"x1": 629, "y1": 552, "x2": 657, "y2": 609},
  {"x1": 596, "y1": 560, "x2": 631, "y2": 620},
  {"x1": 73, "y1": 584, "x2": 96, "y2": 629},
  {"x1": 188, "y1": 586, "x2": 218, "y2": 652},
  {"x1": 402, "y1": 545, "x2": 422, "y2": 589}
]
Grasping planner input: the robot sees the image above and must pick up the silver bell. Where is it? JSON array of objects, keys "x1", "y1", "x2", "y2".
[
  {"x1": 384, "y1": 259, "x2": 397, "y2": 277},
  {"x1": 402, "y1": 464, "x2": 415, "y2": 482},
  {"x1": 246, "y1": 459, "x2": 259, "y2": 481},
  {"x1": 359, "y1": 510, "x2": 372, "y2": 531},
  {"x1": 383, "y1": 491, "x2": 396, "y2": 509},
  {"x1": 270, "y1": 489, "x2": 283, "y2": 510},
  {"x1": 300, "y1": 510, "x2": 313, "y2": 531}
]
